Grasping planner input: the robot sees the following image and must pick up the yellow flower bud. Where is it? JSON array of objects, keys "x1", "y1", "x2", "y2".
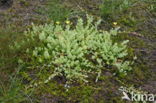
[
  {"x1": 56, "y1": 21, "x2": 60, "y2": 25},
  {"x1": 65, "y1": 20, "x2": 70, "y2": 24},
  {"x1": 113, "y1": 22, "x2": 117, "y2": 25}
]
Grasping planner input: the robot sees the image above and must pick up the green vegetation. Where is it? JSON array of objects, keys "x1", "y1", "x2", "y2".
[
  {"x1": 37, "y1": 0, "x2": 71, "y2": 22},
  {"x1": 0, "y1": 77, "x2": 26, "y2": 103},
  {"x1": 0, "y1": 0, "x2": 156, "y2": 102},
  {"x1": 100, "y1": 0, "x2": 136, "y2": 20},
  {"x1": 12, "y1": 16, "x2": 132, "y2": 86}
]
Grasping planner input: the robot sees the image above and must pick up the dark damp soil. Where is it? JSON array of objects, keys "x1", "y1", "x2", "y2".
[
  {"x1": 0, "y1": 0, "x2": 13, "y2": 9},
  {"x1": 0, "y1": 0, "x2": 156, "y2": 103}
]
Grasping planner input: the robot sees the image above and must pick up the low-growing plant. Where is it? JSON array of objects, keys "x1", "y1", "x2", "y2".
[
  {"x1": 0, "y1": 73, "x2": 28, "y2": 103},
  {"x1": 13, "y1": 15, "x2": 133, "y2": 86}
]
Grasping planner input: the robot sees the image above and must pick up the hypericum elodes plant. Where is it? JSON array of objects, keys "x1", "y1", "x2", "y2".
[{"x1": 15, "y1": 15, "x2": 133, "y2": 85}]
